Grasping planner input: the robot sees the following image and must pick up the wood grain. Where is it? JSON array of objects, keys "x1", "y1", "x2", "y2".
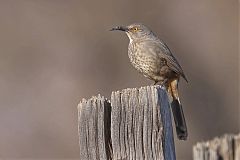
[
  {"x1": 193, "y1": 134, "x2": 240, "y2": 160},
  {"x1": 78, "y1": 86, "x2": 176, "y2": 160}
]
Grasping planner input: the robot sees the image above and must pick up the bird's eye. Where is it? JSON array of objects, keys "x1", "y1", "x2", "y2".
[{"x1": 131, "y1": 27, "x2": 139, "y2": 32}]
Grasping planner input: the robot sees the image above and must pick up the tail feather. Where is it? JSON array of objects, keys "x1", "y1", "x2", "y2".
[
  {"x1": 171, "y1": 99, "x2": 188, "y2": 140},
  {"x1": 168, "y1": 79, "x2": 188, "y2": 140}
]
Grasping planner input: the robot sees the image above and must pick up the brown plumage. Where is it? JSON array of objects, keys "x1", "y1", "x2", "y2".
[{"x1": 111, "y1": 23, "x2": 188, "y2": 140}]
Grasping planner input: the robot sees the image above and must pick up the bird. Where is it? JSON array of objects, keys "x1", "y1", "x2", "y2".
[{"x1": 110, "y1": 23, "x2": 188, "y2": 140}]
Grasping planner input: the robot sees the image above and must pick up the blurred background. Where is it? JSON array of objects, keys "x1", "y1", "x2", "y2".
[{"x1": 0, "y1": 0, "x2": 238, "y2": 159}]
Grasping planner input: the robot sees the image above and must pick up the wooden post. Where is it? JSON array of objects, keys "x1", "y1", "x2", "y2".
[
  {"x1": 78, "y1": 95, "x2": 112, "y2": 160},
  {"x1": 193, "y1": 134, "x2": 240, "y2": 160},
  {"x1": 78, "y1": 86, "x2": 176, "y2": 160}
]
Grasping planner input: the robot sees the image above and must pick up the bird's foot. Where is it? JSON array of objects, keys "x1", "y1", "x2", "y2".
[
  {"x1": 152, "y1": 81, "x2": 158, "y2": 85},
  {"x1": 159, "y1": 79, "x2": 168, "y2": 88}
]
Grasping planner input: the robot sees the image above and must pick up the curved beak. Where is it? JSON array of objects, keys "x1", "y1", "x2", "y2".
[{"x1": 110, "y1": 26, "x2": 128, "y2": 32}]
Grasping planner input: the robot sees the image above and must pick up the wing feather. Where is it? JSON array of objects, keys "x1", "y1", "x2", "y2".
[{"x1": 143, "y1": 40, "x2": 188, "y2": 82}]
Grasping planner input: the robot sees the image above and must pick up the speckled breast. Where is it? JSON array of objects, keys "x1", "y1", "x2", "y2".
[{"x1": 128, "y1": 42, "x2": 164, "y2": 81}]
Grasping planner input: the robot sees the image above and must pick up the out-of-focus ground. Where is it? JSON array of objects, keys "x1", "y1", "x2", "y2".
[{"x1": 0, "y1": 0, "x2": 238, "y2": 159}]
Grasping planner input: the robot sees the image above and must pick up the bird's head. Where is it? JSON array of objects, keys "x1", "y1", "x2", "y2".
[{"x1": 110, "y1": 23, "x2": 153, "y2": 42}]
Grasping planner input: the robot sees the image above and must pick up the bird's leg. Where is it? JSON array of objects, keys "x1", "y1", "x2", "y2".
[
  {"x1": 159, "y1": 79, "x2": 168, "y2": 88},
  {"x1": 152, "y1": 81, "x2": 158, "y2": 85}
]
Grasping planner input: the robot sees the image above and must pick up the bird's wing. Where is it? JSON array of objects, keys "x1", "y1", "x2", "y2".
[{"x1": 144, "y1": 40, "x2": 188, "y2": 82}]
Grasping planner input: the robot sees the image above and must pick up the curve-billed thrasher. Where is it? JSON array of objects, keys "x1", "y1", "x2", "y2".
[{"x1": 111, "y1": 23, "x2": 188, "y2": 140}]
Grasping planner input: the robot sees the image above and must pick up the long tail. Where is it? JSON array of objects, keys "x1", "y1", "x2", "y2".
[{"x1": 168, "y1": 79, "x2": 188, "y2": 140}]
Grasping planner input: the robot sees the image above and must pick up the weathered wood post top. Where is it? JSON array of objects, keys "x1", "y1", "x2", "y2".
[
  {"x1": 78, "y1": 85, "x2": 176, "y2": 160},
  {"x1": 193, "y1": 134, "x2": 240, "y2": 160}
]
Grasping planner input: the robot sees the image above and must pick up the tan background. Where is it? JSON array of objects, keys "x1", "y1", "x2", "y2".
[{"x1": 0, "y1": 0, "x2": 239, "y2": 159}]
